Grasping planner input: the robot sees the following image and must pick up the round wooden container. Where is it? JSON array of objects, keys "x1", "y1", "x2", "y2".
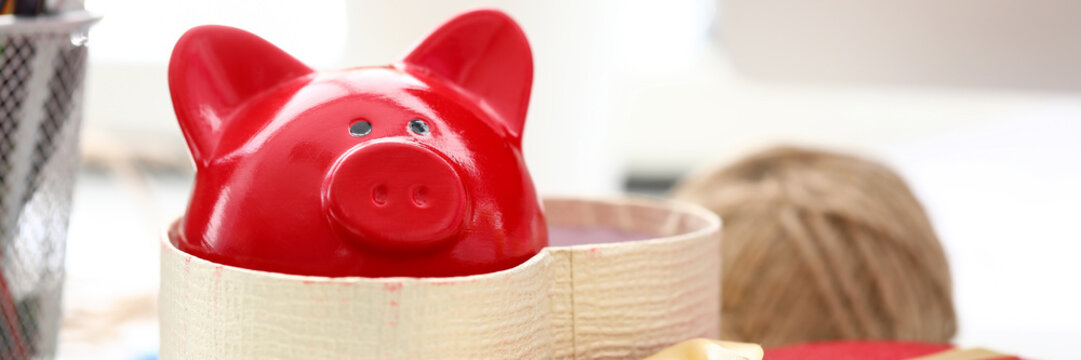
[{"x1": 160, "y1": 197, "x2": 722, "y2": 359}]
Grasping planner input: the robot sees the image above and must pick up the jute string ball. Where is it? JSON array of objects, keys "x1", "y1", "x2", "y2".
[{"x1": 671, "y1": 146, "x2": 956, "y2": 347}]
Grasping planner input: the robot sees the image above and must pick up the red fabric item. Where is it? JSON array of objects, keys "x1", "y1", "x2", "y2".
[{"x1": 765, "y1": 341, "x2": 1021, "y2": 360}]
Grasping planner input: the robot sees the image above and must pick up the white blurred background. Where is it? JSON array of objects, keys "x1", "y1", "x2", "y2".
[{"x1": 60, "y1": 0, "x2": 1080, "y2": 359}]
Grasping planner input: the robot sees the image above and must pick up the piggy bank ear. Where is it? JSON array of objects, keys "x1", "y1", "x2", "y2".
[
  {"x1": 402, "y1": 10, "x2": 533, "y2": 144},
  {"x1": 169, "y1": 25, "x2": 313, "y2": 167}
]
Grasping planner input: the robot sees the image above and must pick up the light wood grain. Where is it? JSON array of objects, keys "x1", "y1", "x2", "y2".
[{"x1": 160, "y1": 197, "x2": 721, "y2": 360}]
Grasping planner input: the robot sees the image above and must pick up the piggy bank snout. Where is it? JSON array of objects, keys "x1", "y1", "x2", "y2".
[{"x1": 324, "y1": 142, "x2": 468, "y2": 251}]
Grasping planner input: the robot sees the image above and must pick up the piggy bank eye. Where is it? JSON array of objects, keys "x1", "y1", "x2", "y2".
[
  {"x1": 349, "y1": 120, "x2": 372, "y2": 137},
  {"x1": 408, "y1": 119, "x2": 430, "y2": 135}
]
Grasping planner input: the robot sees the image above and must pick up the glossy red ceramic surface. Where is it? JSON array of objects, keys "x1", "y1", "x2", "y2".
[{"x1": 168, "y1": 9, "x2": 546, "y2": 277}]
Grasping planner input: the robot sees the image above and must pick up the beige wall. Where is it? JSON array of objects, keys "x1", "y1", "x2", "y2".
[
  {"x1": 721, "y1": 0, "x2": 1081, "y2": 90},
  {"x1": 82, "y1": 0, "x2": 1081, "y2": 185}
]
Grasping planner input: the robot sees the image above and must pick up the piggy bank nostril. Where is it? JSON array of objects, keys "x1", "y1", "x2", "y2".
[
  {"x1": 411, "y1": 186, "x2": 430, "y2": 208},
  {"x1": 372, "y1": 185, "x2": 388, "y2": 206}
]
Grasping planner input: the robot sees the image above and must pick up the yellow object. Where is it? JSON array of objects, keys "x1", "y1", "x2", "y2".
[
  {"x1": 909, "y1": 347, "x2": 1013, "y2": 360},
  {"x1": 645, "y1": 339, "x2": 764, "y2": 360}
]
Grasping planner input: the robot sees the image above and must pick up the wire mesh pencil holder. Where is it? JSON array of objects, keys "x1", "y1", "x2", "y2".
[{"x1": 0, "y1": 11, "x2": 99, "y2": 359}]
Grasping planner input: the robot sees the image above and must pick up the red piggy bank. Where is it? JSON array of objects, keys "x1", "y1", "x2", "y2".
[{"x1": 169, "y1": 10, "x2": 547, "y2": 277}]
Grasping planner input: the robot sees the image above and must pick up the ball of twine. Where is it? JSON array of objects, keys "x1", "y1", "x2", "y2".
[{"x1": 672, "y1": 146, "x2": 956, "y2": 347}]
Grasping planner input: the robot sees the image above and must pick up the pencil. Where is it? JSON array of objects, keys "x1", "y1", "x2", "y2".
[{"x1": 0, "y1": 0, "x2": 15, "y2": 15}]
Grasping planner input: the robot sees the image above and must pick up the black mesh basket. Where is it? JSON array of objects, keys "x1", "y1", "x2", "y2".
[{"x1": 0, "y1": 12, "x2": 98, "y2": 359}]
